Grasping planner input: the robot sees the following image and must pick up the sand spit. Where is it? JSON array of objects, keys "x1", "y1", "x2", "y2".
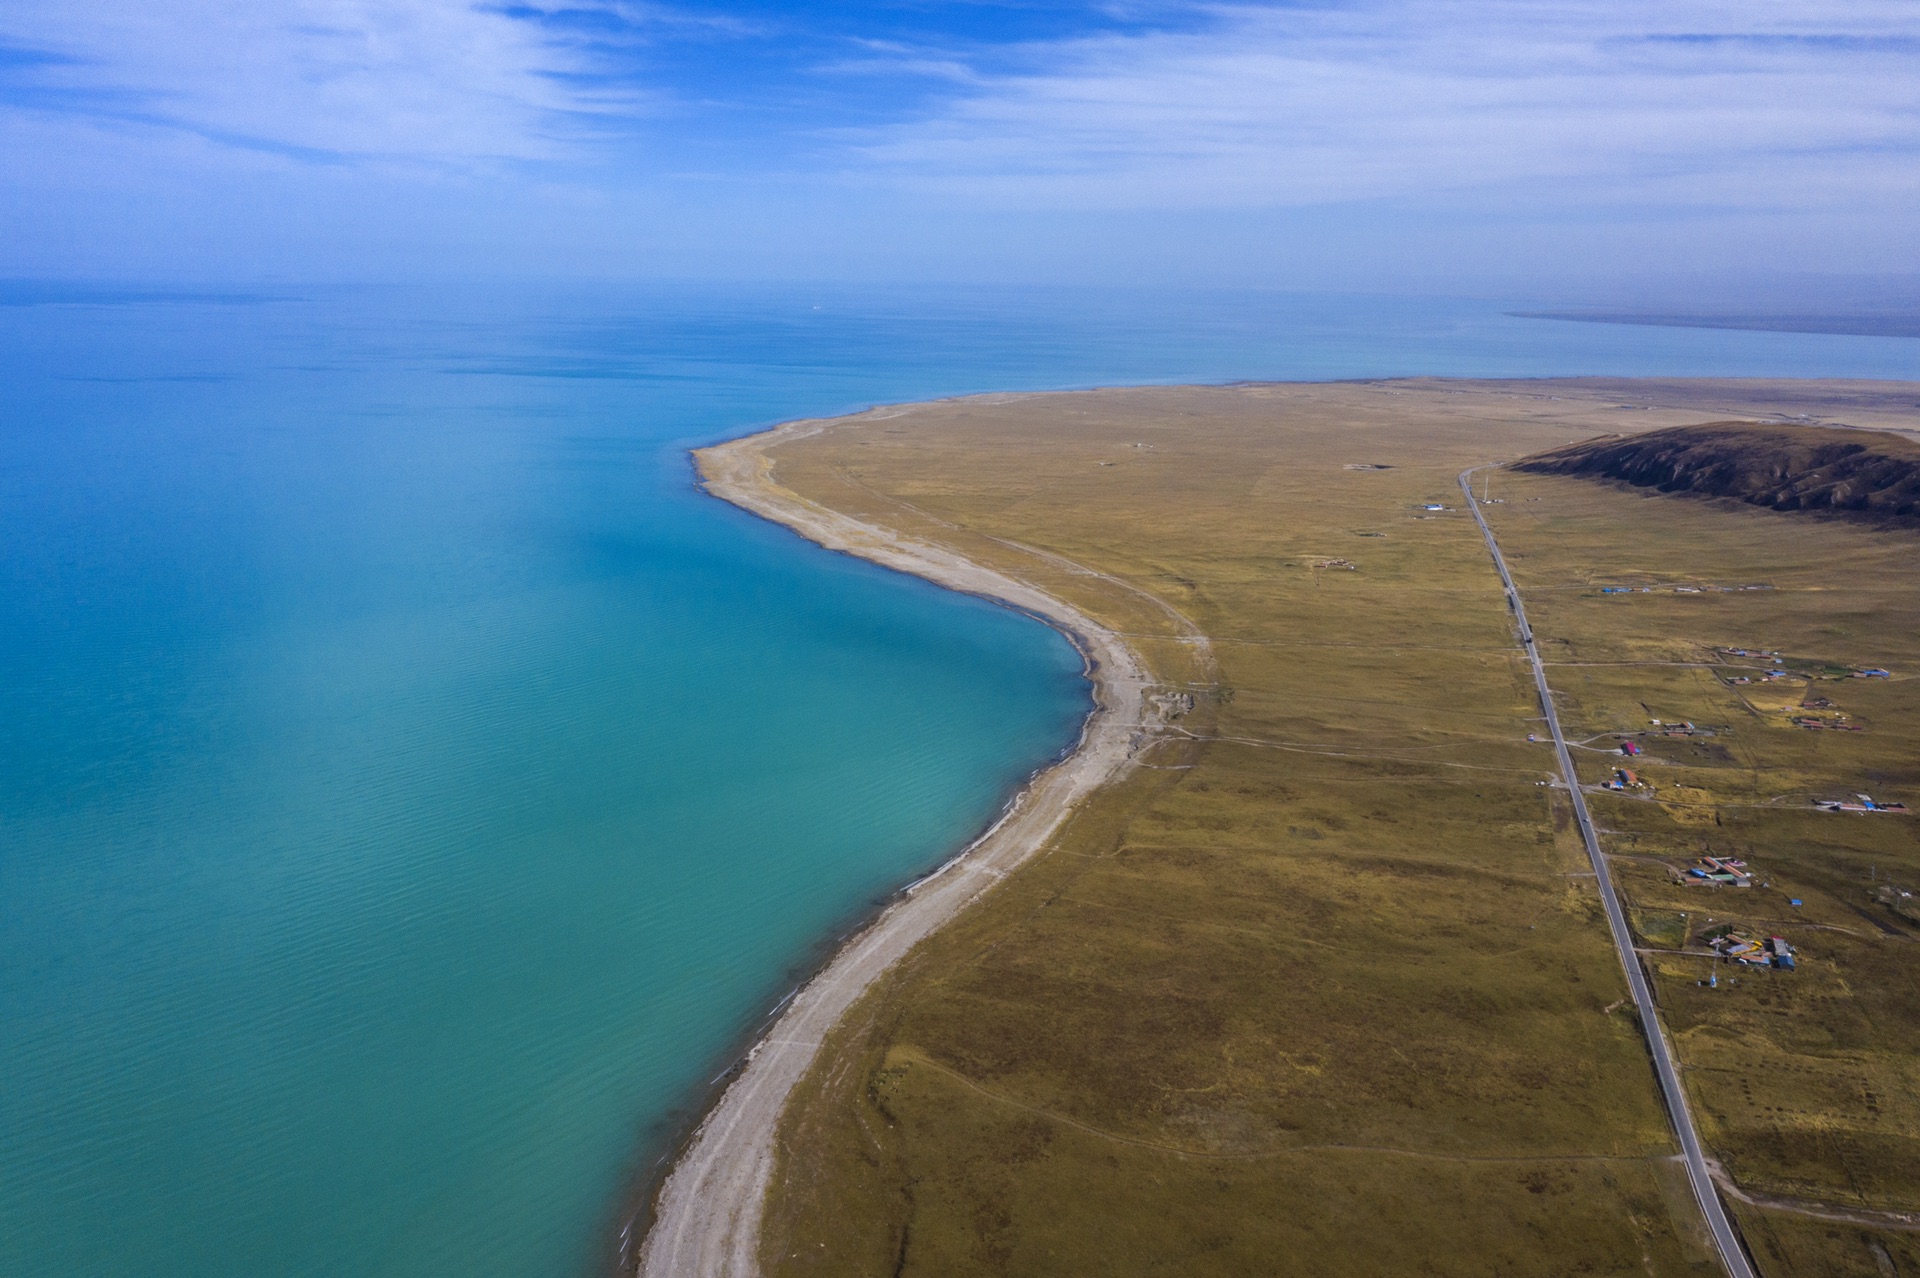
[{"x1": 637, "y1": 407, "x2": 1163, "y2": 1278}]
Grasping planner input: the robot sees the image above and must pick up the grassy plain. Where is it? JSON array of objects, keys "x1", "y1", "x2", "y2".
[
  {"x1": 1485, "y1": 465, "x2": 1920, "y2": 1272},
  {"x1": 733, "y1": 380, "x2": 1920, "y2": 1276}
]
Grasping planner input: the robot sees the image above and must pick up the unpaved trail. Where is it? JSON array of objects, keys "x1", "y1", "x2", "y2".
[{"x1": 637, "y1": 411, "x2": 1167, "y2": 1278}]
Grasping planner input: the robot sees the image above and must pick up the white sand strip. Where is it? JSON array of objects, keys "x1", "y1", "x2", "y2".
[{"x1": 638, "y1": 410, "x2": 1161, "y2": 1278}]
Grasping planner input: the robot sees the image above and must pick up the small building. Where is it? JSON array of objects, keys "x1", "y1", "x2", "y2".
[
  {"x1": 1820, "y1": 795, "x2": 1908, "y2": 813},
  {"x1": 1620, "y1": 740, "x2": 1641, "y2": 756},
  {"x1": 1698, "y1": 856, "x2": 1751, "y2": 887},
  {"x1": 1720, "y1": 935, "x2": 1766, "y2": 961}
]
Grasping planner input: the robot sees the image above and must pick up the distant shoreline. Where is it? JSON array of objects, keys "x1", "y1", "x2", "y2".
[
  {"x1": 1510, "y1": 310, "x2": 1920, "y2": 340},
  {"x1": 634, "y1": 403, "x2": 1161, "y2": 1277}
]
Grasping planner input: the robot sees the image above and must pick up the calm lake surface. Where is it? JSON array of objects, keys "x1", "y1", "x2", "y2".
[{"x1": 2, "y1": 284, "x2": 1915, "y2": 1278}]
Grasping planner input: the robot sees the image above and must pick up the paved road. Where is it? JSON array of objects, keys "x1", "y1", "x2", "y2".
[{"x1": 1458, "y1": 468, "x2": 1758, "y2": 1278}]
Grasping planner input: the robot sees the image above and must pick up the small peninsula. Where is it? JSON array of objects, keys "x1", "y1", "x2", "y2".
[{"x1": 644, "y1": 378, "x2": 1920, "y2": 1278}]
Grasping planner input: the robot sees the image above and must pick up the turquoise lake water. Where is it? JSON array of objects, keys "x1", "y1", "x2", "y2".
[{"x1": 2, "y1": 284, "x2": 1915, "y2": 1278}]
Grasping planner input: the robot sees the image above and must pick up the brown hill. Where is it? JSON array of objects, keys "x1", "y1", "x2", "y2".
[{"x1": 1513, "y1": 421, "x2": 1920, "y2": 528}]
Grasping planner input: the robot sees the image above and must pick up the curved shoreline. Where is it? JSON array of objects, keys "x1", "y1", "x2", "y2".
[{"x1": 636, "y1": 407, "x2": 1161, "y2": 1277}]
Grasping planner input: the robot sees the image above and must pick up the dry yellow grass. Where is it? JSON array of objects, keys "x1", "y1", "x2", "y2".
[
  {"x1": 714, "y1": 379, "x2": 1919, "y2": 1277},
  {"x1": 1483, "y1": 465, "x2": 1920, "y2": 1272}
]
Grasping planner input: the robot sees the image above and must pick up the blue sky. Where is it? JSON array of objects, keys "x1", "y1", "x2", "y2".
[{"x1": 2, "y1": 1, "x2": 1917, "y2": 293}]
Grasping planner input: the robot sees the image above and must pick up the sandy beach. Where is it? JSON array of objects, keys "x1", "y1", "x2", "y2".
[{"x1": 637, "y1": 405, "x2": 1168, "y2": 1277}]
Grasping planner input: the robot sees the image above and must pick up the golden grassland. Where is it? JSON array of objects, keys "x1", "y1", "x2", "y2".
[
  {"x1": 1484, "y1": 468, "x2": 1920, "y2": 1274},
  {"x1": 733, "y1": 379, "x2": 1919, "y2": 1276}
]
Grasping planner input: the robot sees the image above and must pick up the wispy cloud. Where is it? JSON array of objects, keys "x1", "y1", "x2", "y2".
[
  {"x1": 8, "y1": 0, "x2": 1915, "y2": 192},
  {"x1": 838, "y1": 0, "x2": 1920, "y2": 210},
  {"x1": 0, "y1": 0, "x2": 659, "y2": 164},
  {"x1": 1, "y1": 0, "x2": 1915, "y2": 282}
]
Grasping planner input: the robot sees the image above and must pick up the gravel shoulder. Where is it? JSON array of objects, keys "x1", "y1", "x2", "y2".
[{"x1": 637, "y1": 411, "x2": 1160, "y2": 1278}]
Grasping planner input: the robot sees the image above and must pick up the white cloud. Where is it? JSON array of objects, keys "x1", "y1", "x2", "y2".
[
  {"x1": 2, "y1": 0, "x2": 1916, "y2": 283},
  {"x1": 0, "y1": 0, "x2": 633, "y2": 164},
  {"x1": 842, "y1": 0, "x2": 1920, "y2": 210}
]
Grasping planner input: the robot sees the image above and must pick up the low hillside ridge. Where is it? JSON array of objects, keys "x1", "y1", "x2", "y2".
[{"x1": 1514, "y1": 421, "x2": 1920, "y2": 527}]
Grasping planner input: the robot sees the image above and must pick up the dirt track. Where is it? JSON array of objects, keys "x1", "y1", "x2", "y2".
[{"x1": 637, "y1": 407, "x2": 1163, "y2": 1278}]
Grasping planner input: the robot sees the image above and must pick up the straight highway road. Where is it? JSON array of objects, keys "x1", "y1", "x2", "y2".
[{"x1": 1458, "y1": 467, "x2": 1758, "y2": 1278}]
